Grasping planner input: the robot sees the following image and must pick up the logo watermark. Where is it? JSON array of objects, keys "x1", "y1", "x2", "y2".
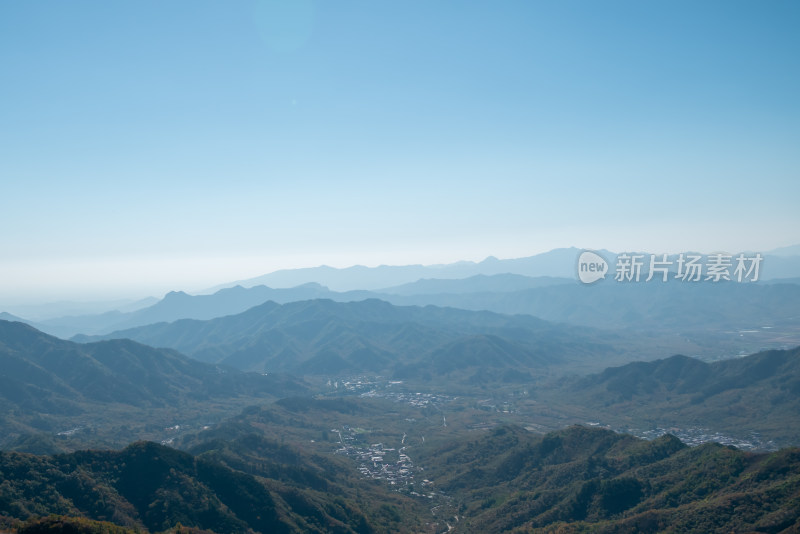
[
  {"x1": 577, "y1": 250, "x2": 609, "y2": 284},
  {"x1": 576, "y1": 250, "x2": 763, "y2": 284}
]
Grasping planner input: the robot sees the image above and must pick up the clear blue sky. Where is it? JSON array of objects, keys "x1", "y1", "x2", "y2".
[{"x1": 1, "y1": 0, "x2": 799, "y2": 303}]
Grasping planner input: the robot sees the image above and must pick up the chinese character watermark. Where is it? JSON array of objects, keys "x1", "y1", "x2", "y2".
[
  {"x1": 614, "y1": 253, "x2": 644, "y2": 282},
  {"x1": 577, "y1": 250, "x2": 763, "y2": 284}
]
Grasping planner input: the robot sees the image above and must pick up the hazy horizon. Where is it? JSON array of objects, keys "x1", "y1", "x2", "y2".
[{"x1": 3, "y1": 244, "x2": 799, "y2": 310}]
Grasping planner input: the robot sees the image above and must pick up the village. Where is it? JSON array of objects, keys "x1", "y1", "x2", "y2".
[
  {"x1": 332, "y1": 425, "x2": 437, "y2": 497},
  {"x1": 325, "y1": 374, "x2": 455, "y2": 409}
]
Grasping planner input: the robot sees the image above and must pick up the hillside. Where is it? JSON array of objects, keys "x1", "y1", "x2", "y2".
[
  {"x1": 552, "y1": 346, "x2": 800, "y2": 445},
  {"x1": 3, "y1": 428, "x2": 795, "y2": 533},
  {"x1": 171, "y1": 392, "x2": 800, "y2": 532},
  {"x1": 0, "y1": 440, "x2": 418, "y2": 533},
  {"x1": 0, "y1": 320, "x2": 307, "y2": 452},
  {"x1": 75, "y1": 298, "x2": 679, "y2": 378},
  {"x1": 22, "y1": 271, "x2": 795, "y2": 365},
  {"x1": 1, "y1": 387, "x2": 798, "y2": 532},
  {"x1": 418, "y1": 424, "x2": 800, "y2": 532}
]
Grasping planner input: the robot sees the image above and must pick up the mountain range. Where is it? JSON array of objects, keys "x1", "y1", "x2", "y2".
[
  {"x1": 10, "y1": 274, "x2": 574, "y2": 338},
  {"x1": 74, "y1": 298, "x2": 695, "y2": 379},
  {"x1": 418, "y1": 424, "x2": 800, "y2": 533},
  {"x1": 555, "y1": 346, "x2": 800, "y2": 445},
  {"x1": 8, "y1": 277, "x2": 796, "y2": 357},
  {"x1": 28, "y1": 284, "x2": 345, "y2": 338},
  {"x1": 208, "y1": 246, "x2": 800, "y2": 292},
  {"x1": 51, "y1": 276, "x2": 800, "y2": 371},
  {"x1": 9, "y1": 246, "x2": 800, "y2": 340},
  {"x1": 174, "y1": 393, "x2": 800, "y2": 533},
  {"x1": 0, "y1": 438, "x2": 412, "y2": 533},
  {"x1": 4, "y1": 424, "x2": 796, "y2": 533},
  {"x1": 6, "y1": 313, "x2": 798, "y2": 453},
  {"x1": 205, "y1": 247, "x2": 592, "y2": 292},
  {"x1": 2, "y1": 246, "x2": 800, "y2": 532},
  {"x1": 1, "y1": 313, "x2": 799, "y2": 532},
  {"x1": 0, "y1": 320, "x2": 307, "y2": 451}
]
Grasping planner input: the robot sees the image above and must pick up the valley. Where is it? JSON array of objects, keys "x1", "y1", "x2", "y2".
[{"x1": 1, "y1": 259, "x2": 800, "y2": 533}]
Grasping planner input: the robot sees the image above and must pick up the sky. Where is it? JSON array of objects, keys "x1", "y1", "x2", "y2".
[{"x1": 1, "y1": 0, "x2": 799, "y2": 304}]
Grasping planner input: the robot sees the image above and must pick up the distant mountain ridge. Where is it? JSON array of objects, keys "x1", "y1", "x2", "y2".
[
  {"x1": 392, "y1": 280, "x2": 800, "y2": 331},
  {"x1": 24, "y1": 283, "x2": 343, "y2": 338},
  {"x1": 8, "y1": 245, "x2": 800, "y2": 340},
  {"x1": 207, "y1": 247, "x2": 599, "y2": 291},
  {"x1": 211, "y1": 246, "x2": 800, "y2": 292},
  {"x1": 20, "y1": 274, "x2": 574, "y2": 338},
  {"x1": 22, "y1": 270, "x2": 800, "y2": 344}
]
